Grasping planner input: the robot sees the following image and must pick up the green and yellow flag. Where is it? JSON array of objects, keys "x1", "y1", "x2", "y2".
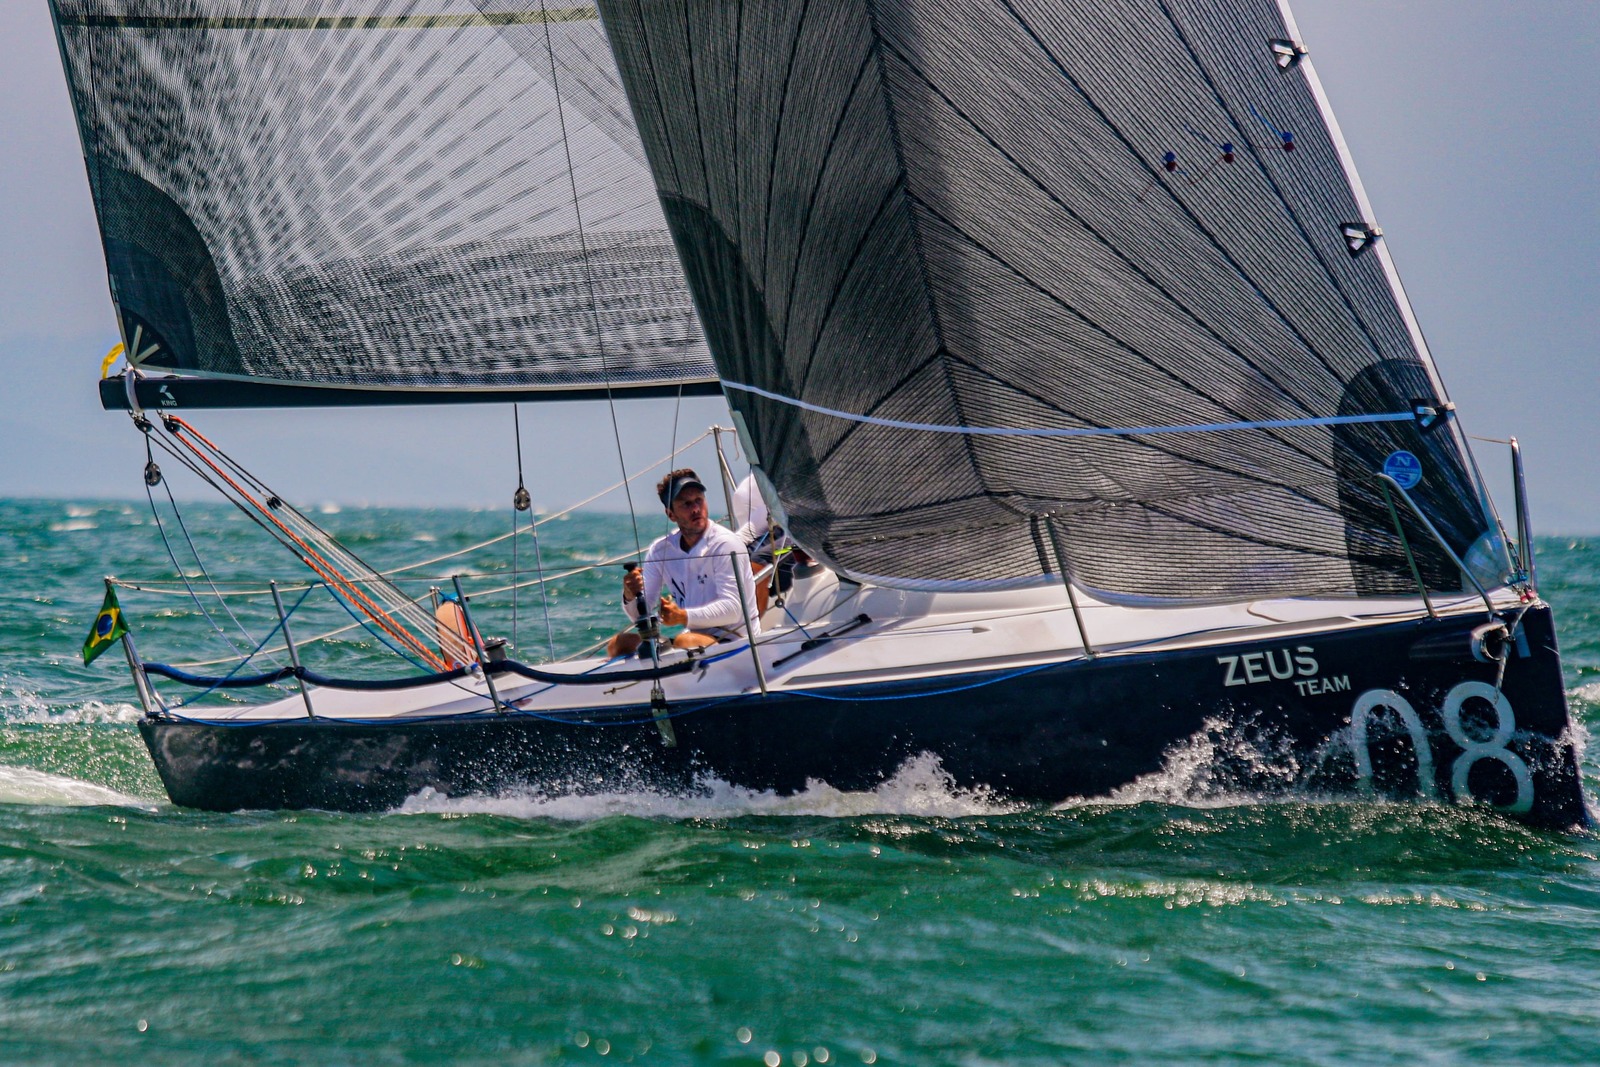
[{"x1": 82, "y1": 586, "x2": 129, "y2": 665}]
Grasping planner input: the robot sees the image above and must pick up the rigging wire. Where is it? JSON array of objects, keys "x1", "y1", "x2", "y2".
[
  {"x1": 527, "y1": 505, "x2": 556, "y2": 661},
  {"x1": 155, "y1": 417, "x2": 458, "y2": 670},
  {"x1": 511, "y1": 403, "x2": 557, "y2": 660},
  {"x1": 669, "y1": 383, "x2": 683, "y2": 478},
  {"x1": 511, "y1": 404, "x2": 523, "y2": 646},
  {"x1": 167, "y1": 549, "x2": 640, "y2": 669},
  {"x1": 142, "y1": 441, "x2": 288, "y2": 667},
  {"x1": 156, "y1": 475, "x2": 281, "y2": 666},
  {"x1": 141, "y1": 444, "x2": 254, "y2": 662},
  {"x1": 536, "y1": 0, "x2": 645, "y2": 564},
  {"x1": 163, "y1": 585, "x2": 315, "y2": 710}
]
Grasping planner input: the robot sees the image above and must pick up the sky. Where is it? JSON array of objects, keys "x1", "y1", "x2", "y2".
[{"x1": 1, "y1": 2, "x2": 1596, "y2": 528}]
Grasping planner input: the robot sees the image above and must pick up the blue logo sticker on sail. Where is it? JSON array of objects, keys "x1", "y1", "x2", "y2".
[{"x1": 1383, "y1": 450, "x2": 1423, "y2": 489}]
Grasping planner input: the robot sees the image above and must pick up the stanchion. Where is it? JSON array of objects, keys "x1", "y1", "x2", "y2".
[
  {"x1": 452, "y1": 575, "x2": 506, "y2": 714},
  {"x1": 270, "y1": 580, "x2": 317, "y2": 719}
]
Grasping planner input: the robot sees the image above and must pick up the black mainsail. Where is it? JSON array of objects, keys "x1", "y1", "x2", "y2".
[
  {"x1": 595, "y1": 0, "x2": 1510, "y2": 601},
  {"x1": 51, "y1": 1, "x2": 717, "y2": 404}
]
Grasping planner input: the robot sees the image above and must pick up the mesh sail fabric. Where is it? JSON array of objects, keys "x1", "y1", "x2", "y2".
[
  {"x1": 596, "y1": 0, "x2": 1503, "y2": 599},
  {"x1": 51, "y1": 1, "x2": 714, "y2": 395}
]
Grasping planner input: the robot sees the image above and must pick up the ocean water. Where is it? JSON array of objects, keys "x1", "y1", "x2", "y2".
[{"x1": 3, "y1": 497, "x2": 1600, "y2": 1065}]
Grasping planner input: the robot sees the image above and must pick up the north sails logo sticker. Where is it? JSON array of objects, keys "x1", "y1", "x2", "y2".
[{"x1": 1383, "y1": 450, "x2": 1422, "y2": 489}]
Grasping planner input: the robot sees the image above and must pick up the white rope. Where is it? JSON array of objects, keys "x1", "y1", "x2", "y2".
[
  {"x1": 377, "y1": 429, "x2": 711, "y2": 577},
  {"x1": 116, "y1": 430, "x2": 715, "y2": 597},
  {"x1": 721, "y1": 380, "x2": 1415, "y2": 437},
  {"x1": 170, "y1": 551, "x2": 639, "y2": 668}
]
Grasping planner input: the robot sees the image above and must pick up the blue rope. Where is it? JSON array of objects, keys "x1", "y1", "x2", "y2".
[
  {"x1": 145, "y1": 477, "x2": 255, "y2": 662},
  {"x1": 317, "y1": 580, "x2": 437, "y2": 674},
  {"x1": 783, "y1": 660, "x2": 1058, "y2": 702},
  {"x1": 780, "y1": 602, "x2": 816, "y2": 641},
  {"x1": 722, "y1": 380, "x2": 1412, "y2": 438},
  {"x1": 166, "y1": 586, "x2": 315, "y2": 708},
  {"x1": 164, "y1": 692, "x2": 747, "y2": 730},
  {"x1": 161, "y1": 477, "x2": 276, "y2": 662},
  {"x1": 159, "y1": 657, "x2": 1064, "y2": 726},
  {"x1": 694, "y1": 644, "x2": 750, "y2": 667}
]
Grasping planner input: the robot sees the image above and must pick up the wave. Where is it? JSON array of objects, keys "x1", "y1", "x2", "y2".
[
  {"x1": 1, "y1": 694, "x2": 143, "y2": 725},
  {"x1": 1068, "y1": 716, "x2": 1310, "y2": 810},
  {"x1": 395, "y1": 751, "x2": 1024, "y2": 821},
  {"x1": 0, "y1": 765, "x2": 147, "y2": 808}
]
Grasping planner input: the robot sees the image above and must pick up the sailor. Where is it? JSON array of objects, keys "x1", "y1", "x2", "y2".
[
  {"x1": 731, "y1": 470, "x2": 771, "y2": 549},
  {"x1": 607, "y1": 469, "x2": 761, "y2": 657},
  {"x1": 730, "y1": 470, "x2": 805, "y2": 607}
]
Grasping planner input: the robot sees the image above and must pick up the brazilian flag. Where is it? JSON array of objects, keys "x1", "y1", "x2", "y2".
[{"x1": 82, "y1": 586, "x2": 129, "y2": 665}]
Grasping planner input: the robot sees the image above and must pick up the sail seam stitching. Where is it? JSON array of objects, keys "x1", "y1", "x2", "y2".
[
  {"x1": 904, "y1": 191, "x2": 1333, "y2": 472},
  {"x1": 996, "y1": 0, "x2": 1346, "y2": 386},
  {"x1": 878, "y1": 34, "x2": 1320, "y2": 423},
  {"x1": 777, "y1": 45, "x2": 878, "y2": 373},
  {"x1": 793, "y1": 176, "x2": 908, "y2": 402},
  {"x1": 632, "y1": 0, "x2": 681, "y2": 192},
  {"x1": 803, "y1": 178, "x2": 934, "y2": 472},
  {"x1": 860, "y1": 0, "x2": 988, "y2": 497},
  {"x1": 760, "y1": 0, "x2": 814, "y2": 297},
  {"x1": 1152, "y1": 0, "x2": 1389, "y2": 368},
  {"x1": 939, "y1": 351, "x2": 1346, "y2": 518},
  {"x1": 681, "y1": 1, "x2": 709, "y2": 214}
]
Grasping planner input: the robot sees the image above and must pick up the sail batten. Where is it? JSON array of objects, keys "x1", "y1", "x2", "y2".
[
  {"x1": 597, "y1": 0, "x2": 1506, "y2": 599},
  {"x1": 53, "y1": 0, "x2": 716, "y2": 403}
]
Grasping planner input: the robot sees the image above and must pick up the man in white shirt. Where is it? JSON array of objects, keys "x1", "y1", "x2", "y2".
[
  {"x1": 607, "y1": 468, "x2": 761, "y2": 657},
  {"x1": 731, "y1": 470, "x2": 770, "y2": 547}
]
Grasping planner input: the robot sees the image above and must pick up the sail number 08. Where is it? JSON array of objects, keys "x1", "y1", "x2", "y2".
[{"x1": 1349, "y1": 682, "x2": 1534, "y2": 814}]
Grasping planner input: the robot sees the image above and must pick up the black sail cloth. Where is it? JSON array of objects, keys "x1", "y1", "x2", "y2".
[
  {"x1": 51, "y1": 1, "x2": 716, "y2": 399},
  {"x1": 595, "y1": 0, "x2": 1507, "y2": 599}
]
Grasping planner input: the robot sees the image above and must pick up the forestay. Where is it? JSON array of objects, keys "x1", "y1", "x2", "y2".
[
  {"x1": 596, "y1": 0, "x2": 1509, "y2": 600},
  {"x1": 51, "y1": 1, "x2": 716, "y2": 402}
]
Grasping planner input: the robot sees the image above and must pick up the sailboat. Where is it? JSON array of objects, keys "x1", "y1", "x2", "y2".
[{"x1": 51, "y1": 1, "x2": 1587, "y2": 826}]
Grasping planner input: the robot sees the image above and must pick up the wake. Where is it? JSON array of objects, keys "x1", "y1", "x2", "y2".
[
  {"x1": 396, "y1": 751, "x2": 1026, "y2": 821},
  {"x1": 0, "y1": 765, "x2": 146, "y2": 808}
]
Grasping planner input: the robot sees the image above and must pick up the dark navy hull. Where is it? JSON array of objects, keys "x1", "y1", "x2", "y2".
[{"x1": 139, "y1": 605, "x2": 1588, "y2": 826}]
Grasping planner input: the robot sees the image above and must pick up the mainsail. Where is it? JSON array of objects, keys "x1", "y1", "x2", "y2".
[
  {"x1": 51, "y1": 1, "x2": 717, "y2": 405},
  {"x1": 596, "y1": 0, "x2": 1509, "y2": 600}
]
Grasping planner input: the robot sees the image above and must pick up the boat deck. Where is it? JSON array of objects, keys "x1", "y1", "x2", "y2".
[{"x1": 144, "y1": 564, "x2": 1514, "y2": 724}]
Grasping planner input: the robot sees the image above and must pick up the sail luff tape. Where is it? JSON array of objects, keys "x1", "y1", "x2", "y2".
[{"x1": 720, "y1": 381, "x2": 1414, "y2": 438}]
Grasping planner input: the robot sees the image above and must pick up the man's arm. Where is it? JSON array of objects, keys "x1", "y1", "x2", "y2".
[
  {"x1": 732, "y1": 476, "x2": 769, "y2": 544},
  {"x1": 622, "y1": 546, "x2": 667, "y2": 622}
]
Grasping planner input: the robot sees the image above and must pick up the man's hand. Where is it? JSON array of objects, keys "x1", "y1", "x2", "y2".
[
  {"x1": 659, "y1": 595, "x2": 689, "y2": 627},
  {"x1": 622, "y1": 566, "x2": 644, "y2": 601}
]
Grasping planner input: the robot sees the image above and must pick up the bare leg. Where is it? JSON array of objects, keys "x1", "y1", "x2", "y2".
[
  {"x1": 671, "y1": 632, "x2": 718, "y2": 650},
  {"x1": 606, "y1": 631, "x2": 642, "y2": 658},
  {"x1": 752, "y1": 559, "x2": 770, "y2": 616}
]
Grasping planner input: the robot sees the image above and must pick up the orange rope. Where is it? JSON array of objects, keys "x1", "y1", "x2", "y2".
[{"x1": 164, "y1": 418, "x2": 450, "y2": 671}]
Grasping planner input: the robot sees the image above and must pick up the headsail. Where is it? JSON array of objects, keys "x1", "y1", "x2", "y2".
[
  {"x1": 596, "y1": 0, "x2": 1508, "y2": 600},
  {"x1": 51, "y1": 1, "x2": 717, "y2": 407}
]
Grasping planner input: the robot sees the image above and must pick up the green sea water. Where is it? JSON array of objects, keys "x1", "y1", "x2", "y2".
[{"x1": 3, "y1": 498, "x2": 1600, "y2": 1065}]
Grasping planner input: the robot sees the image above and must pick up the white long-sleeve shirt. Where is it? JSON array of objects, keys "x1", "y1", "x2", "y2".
[
  {"x1": 731, "y1": 472, "x2": 770, "y2": 546},
  {"x1": 623, "y1": 521, "x2": 761, "y2": 637}
]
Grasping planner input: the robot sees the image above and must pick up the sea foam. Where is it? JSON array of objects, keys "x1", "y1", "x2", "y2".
[
  {"x1": 395, "y1": 751, "x2": 1024, "y2": 821},
  {"x1": 0, "y1": 765, "x2": 146, "y2": 808}
]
